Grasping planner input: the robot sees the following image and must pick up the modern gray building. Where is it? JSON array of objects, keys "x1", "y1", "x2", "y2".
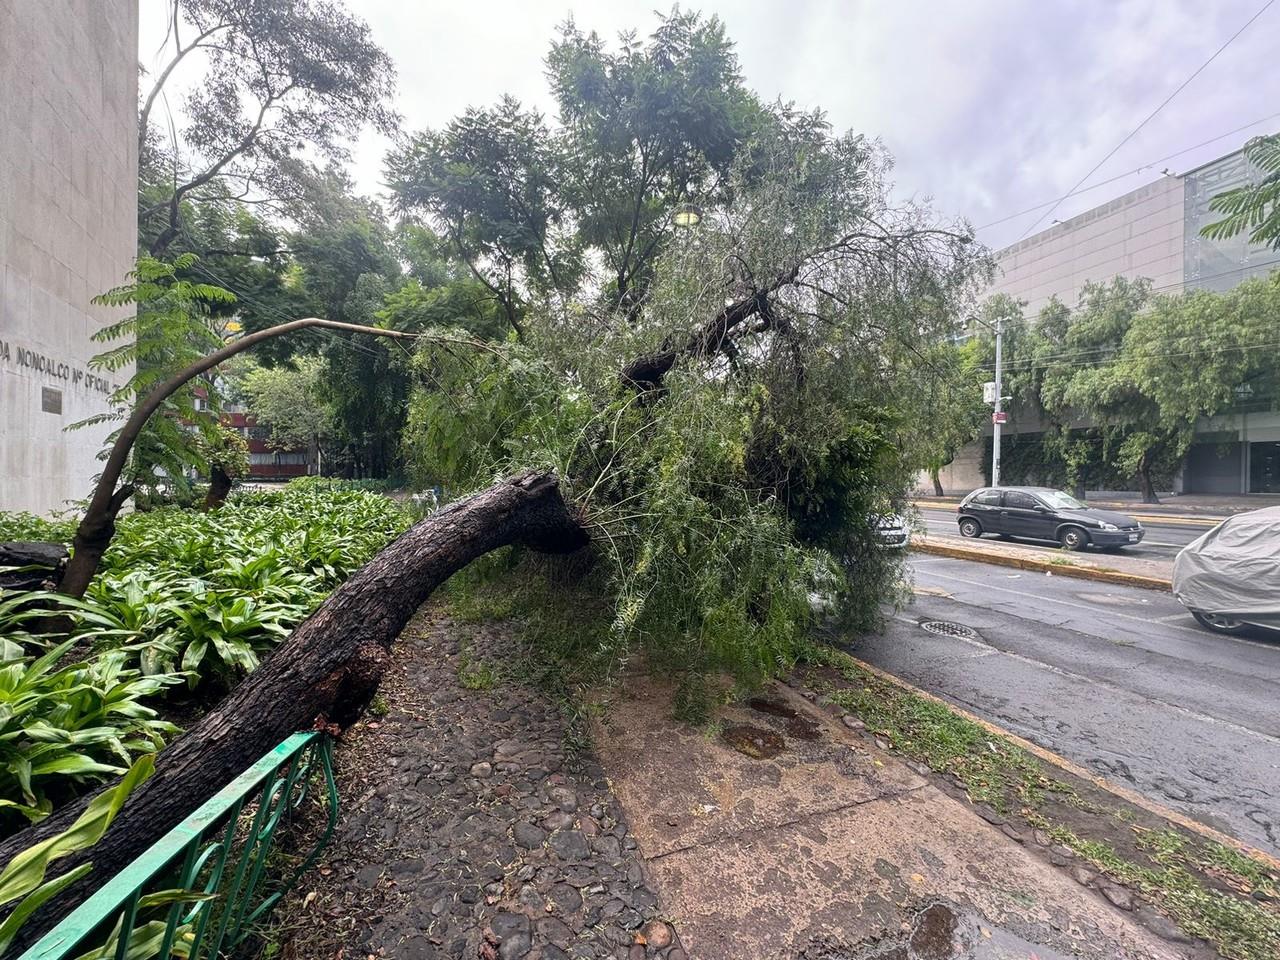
[
  {"x1": 0, "y1": 1, "x2": 139, "y2": 515},
  {"x1": 933, "y1": 145, "x2": 1280, "y2": 496}
]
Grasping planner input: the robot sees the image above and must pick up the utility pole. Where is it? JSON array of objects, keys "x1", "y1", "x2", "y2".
[{"x1": 992, "y1": 315, "x2": 1004, "y2": 487}]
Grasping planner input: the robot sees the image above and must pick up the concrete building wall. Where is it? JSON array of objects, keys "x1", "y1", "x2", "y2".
[
  {"x1": 0, "y1": 0, "x2": 139, "y2": 515},
  {"x1": 988, "y1": 176, "x2": 1186, "y2": 316}
]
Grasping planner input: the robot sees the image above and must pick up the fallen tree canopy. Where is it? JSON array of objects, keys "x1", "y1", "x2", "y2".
[
  {"x1": 2, "y1": 471, "x2": 587, "y2": 942},
  {"x1": 9, "y1": 106, "x2": 994, "y2": 945}
]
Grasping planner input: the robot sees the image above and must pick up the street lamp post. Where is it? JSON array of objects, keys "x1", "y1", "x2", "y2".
[
  {"x1": 992, "y1": 314, "x2": 1003, "y2": 487},
  {"x1": 975, "y1": 314, "x2": 1009, "y2": 487}
]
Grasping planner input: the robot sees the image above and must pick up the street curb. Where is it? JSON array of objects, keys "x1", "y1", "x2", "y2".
[
  {"x1": 911, "y1": 540, "x2": 1173, "y2": 592},
  {"x1": 838, "y1": 652, "x2": 1280, "y2": 873},
  {"x1": 1126, "y1": 514, "x2": 1217, "y2": 528}
]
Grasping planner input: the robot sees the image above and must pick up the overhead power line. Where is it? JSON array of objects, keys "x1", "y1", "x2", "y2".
[
  {"x1": 1016, "y1": 0, "x2": 1277, "y2": 242},
  {"x1": 976, "y1": 111, "x2": 1280, "y2": 233}
]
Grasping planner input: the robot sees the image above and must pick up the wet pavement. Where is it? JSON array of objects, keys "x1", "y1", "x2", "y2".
[
  {"x1": 593, "y1": 679, "x2": 1184, "y2": 960},
  {"x1": 849, "y1": 556, "x2": 1280, "y2": 856},
  {"x1": 851, "y1": 900, "x2": 1076, "y2": 959}
]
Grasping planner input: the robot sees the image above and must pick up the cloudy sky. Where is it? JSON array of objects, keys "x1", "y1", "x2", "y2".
[{"x1": 140, "y1": 0, "x2": 1280, "y2": 251}]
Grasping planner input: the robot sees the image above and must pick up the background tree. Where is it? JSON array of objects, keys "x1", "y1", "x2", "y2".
[
  {"x1": 139, "y1": 0, "x2": 396, "y2": 255},
  {"x1": 909, "y1": 340, "x2": 990, "y2": 496},
  {"x1": 75, "y1": 256, "x2": 235, "y2": 505},
  {"x1": 237, "y1": 356, "x2": 332, "y2": 467},
  {"x1": 1033, "y1": 277, "x2": 1172, "y2": 501},
  {"x1": 387, "y1": 9, "x2": 762, "y2": 319},
  {"x1": 547, "y1": 11, "x2": 761, "y2": 312},
  {"x1": 1123, "y1": 272, "x2": 1280, "y2": 488},
  {"x1": 385, "y1": 98, "x2": 575, "y2": 336}
]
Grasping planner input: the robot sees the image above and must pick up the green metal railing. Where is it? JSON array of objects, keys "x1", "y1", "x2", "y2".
[{"x1": 20, "y1": 732, "x2": 337, "y2": 960}]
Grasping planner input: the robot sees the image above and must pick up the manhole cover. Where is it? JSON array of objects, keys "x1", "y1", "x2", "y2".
[{"x1": 919, "y1": 620, "x2": 981, "y2": 642}]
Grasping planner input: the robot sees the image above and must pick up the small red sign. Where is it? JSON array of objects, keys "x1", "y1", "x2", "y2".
[{"x1": 992, "y1": 411, "x2": 1009, "y2": 424}]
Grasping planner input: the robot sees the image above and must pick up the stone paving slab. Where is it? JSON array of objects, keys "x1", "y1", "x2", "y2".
[
  {"x1": 593, "y1": 680, "x2": 1191, "y2": 960},
  {"x1": 274, "y1": 606, "x2": 685, "y2": 960},
  {"x1": 596, "y1": 690, "x2": 924, "y2": 859}
]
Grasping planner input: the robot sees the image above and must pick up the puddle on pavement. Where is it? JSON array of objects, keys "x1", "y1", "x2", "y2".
[
  {"x1": 855, "y1": 900, "x2": 1075, "y2": 960},
  {"x1": 721, "y1": 723, "x2": 786, "y2": 759},
  {"x1": 747, "y1": 697, "x2": 798, "y2": 718},
  {"x1": 786, "y1": 714, "x2": 822, "y2": 741},
  {"x1": 748, "y1": 696, "x2": 822, "y2": 741}
]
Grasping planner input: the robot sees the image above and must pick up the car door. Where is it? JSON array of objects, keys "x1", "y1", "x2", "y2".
[
  {"x1": 965, "y1": 488, "x2": 1004, "y2": 532},
  {"x1": 1001, "y1": 490, "x2": 1048, "y2": 540}
]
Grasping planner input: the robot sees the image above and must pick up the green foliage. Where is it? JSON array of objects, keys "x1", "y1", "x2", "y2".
[
  {"x1": 76, "y1": 255, "x2": 235, "y2": 500},
  {"x1": 980, "y1": 272, "x2": 1280, "y2": 498},
  {"x1": 195, "y1": 423, "x2": 250, "y2": 482},
  {"x1": 387, "y1": 9, "x2": 761, "y2": 316},
  {"x1": 0, "y1": 487, "x2": 407, "y2": 823},
  {"x1": 139, "y1": 0, "x2": 396, "y2": 255},
  {"x1": 402, "y1": 114, "x2": 984, "y2": 704},
  {"x1": 1203, "y1": 133, "x2": 1280, "y2": 250},
  {"x1": 238, "y1": 357, "x2": 331, "y2": 453},
  {"x1": 386, "y1": 97, "x2": 574, "y2": 332},
  {"x1": 0, "y1": 515, "x2": 75, "y2": 545},
  {"x1": 0, "y1": 641, "x2": 177, "y2": 825},
  {"x1": 0, "y1": 755, "x2": 154, "y2": 955}
]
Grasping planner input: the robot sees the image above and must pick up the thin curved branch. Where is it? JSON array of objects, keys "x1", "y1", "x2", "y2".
[{"x1": 59, "y1": 319, "x2": 492, "y2": 597}]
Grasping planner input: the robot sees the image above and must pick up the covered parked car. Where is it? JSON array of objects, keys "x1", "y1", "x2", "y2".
[
  {"x1": 1173, "y1": 506, "x2": 1280, "y2": 634},
  {"x1": 956, "y1": 486, "x2": 1144, "y2": 550}
]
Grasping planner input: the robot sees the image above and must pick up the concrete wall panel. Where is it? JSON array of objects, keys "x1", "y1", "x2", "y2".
[{"x1": 0, "y1": 1, "x2": 138, "y2": 515}]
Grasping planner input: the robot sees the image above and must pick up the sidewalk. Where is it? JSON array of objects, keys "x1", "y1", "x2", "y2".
[
  {"x1": 272, "y1": 606, "x2": 687, "y2": 960},
  {"x1": 593, "y1": 677, "x2": 1202, "y2": 960},
  {"x1": 914, "y1": 493, "x2": 1280, "y2": 521}
]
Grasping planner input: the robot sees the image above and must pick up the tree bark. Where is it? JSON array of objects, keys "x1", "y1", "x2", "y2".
[
  {"x1": 620, "y1": 268, "x2": 798, "y2": 392},
  {"x1": 930, "y1": 467, "x2": 944, "y2": 497},
  {"x1": 203, "y1": 464, "x2": 234, "y2": 511},
  {"x1": 4, "y1": 471, "x2": 587, "y2": 944},
  {"x1": 1137, "y1": 454, "x2": 1160, "y2": 504}
]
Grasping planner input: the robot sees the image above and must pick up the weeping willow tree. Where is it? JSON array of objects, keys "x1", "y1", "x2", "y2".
[{"x1": 402, "y1": 114, "x2": 991, "y2": 712}]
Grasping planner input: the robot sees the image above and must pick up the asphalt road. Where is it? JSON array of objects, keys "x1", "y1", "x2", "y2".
[
  {"x1": 916, "y1": 507, "x2": 1208, "y2": 560},
  {"x1": 847, "y1": 556, "x2": 1280, "y2": 856}
]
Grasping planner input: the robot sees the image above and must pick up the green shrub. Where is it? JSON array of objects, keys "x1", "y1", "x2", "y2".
[
  {"x1": 0, "y1": 641, "x2": 179, "y2": 826},
  {"x1": 0, "y1": 486, "x2": 408, "y2": 824},
  {"x1": 0, "y1": 514, "x2": 75, "y2": 545}
]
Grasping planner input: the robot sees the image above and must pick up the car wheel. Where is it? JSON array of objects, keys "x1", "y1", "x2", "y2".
[
  {"x1": 1059, "y1": 526, "x2": 1088, "y2": 551},
  {"x1": 1190, "y1": 610, "x2": 1249, "y2": 634},
  {"x1": 958, "y1": 518, "x2": 982, "y2": 539}
]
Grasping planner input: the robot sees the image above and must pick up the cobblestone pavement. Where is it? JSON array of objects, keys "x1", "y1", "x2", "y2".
[{"x1": 276, "y1": 605, "x2": 684, "y2": 960}]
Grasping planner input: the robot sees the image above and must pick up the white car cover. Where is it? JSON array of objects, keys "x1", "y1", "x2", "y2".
[{"x1": 1172, "y1": 506, "x2": 1280, "y2": 616}]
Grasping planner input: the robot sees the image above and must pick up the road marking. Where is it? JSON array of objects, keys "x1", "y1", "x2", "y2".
[
  {"x1": 910, "y1": 586, "x2": 954, "y2": 599},
  {"x1": 914, "y1": 564, "x2": 1280, "y2": 654}
]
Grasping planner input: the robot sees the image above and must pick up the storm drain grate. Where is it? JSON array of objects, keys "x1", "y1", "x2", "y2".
[{"x1": 919, "y1": 620, "x2": 981, "y2": 642}]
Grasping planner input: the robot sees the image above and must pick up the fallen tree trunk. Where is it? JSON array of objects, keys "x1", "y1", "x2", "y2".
[{"x1": 3, "y1": 470, "x2": 587, "y2": 944}]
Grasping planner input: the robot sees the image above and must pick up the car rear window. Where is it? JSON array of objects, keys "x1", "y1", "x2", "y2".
[{"x1": 972, "y1": 489, "x2": 1001, "y2": 505}]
